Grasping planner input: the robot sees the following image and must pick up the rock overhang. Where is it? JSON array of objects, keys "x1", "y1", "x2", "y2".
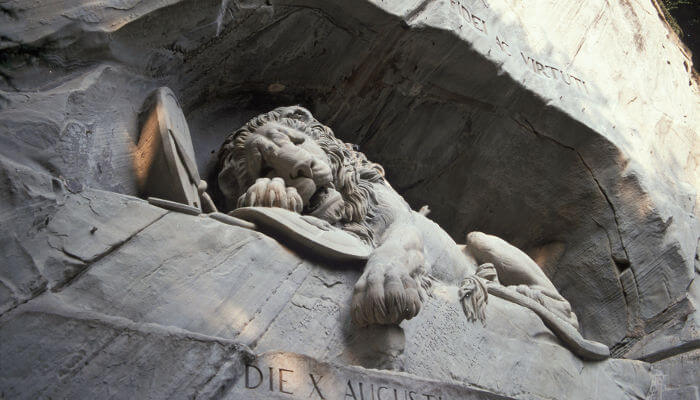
[{"x1": 0, "y1": 0, "x2": 697, "y2": 364}]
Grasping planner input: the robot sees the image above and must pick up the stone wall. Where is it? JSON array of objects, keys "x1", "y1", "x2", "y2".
[{"x1": 1, "y1": 0, "x2": 698, "y2": 398}]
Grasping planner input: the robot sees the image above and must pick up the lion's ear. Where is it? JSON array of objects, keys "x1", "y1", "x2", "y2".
[{"x1": 291, "y1": 106, "x2": 313, "y2": 122}]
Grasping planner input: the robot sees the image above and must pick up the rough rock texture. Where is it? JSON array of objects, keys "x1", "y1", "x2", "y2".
[
  {"x1": 652, "y1": 349, "x2": 700, "y2": 400},
  {"x1": 0, "y1": 189, "x2": 655, "y2": 399},
  {"x1": 0, "y1": 0, "x2": 698, "y2": 398},
  {"x1": 0, "y1": 157, "x2": 167, "y2": 315}
]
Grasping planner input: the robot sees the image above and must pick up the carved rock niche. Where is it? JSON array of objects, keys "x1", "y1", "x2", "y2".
[{"x1": 0, "y1": 0, "x2": 698, "y2": 399}]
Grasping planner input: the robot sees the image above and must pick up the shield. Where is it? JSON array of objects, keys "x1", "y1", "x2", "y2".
[{"x1": 134, "y1": 87, "x2": 201, "y2": 210}]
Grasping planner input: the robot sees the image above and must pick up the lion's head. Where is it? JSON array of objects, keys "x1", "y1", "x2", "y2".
[{"x1": 217, "y1": 106, "x2": 386, "y2": 244}]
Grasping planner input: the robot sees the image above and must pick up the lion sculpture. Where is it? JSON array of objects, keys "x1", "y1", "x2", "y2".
[{"x1": 215, "y1": 106, "x2": 609, "y2": 360}]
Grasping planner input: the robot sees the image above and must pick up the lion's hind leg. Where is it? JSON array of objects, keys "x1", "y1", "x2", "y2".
[
  {"x1": 464, "y1": 232, "x2": 579, "y2": 328},
  {"x1": 465, "y1": 232, "x2": 554, "y2": 289}
]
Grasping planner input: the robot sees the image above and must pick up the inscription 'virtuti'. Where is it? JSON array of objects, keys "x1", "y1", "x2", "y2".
[
  {"x1": 450, "y1": 0, "x2": 589, "y2": 94},
  {"x1": 519, "y1": 52, "x2": 589, "y2": 93}
]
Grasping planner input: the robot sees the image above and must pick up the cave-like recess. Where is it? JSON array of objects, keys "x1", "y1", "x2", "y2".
[{"x1": 1, "y1": 0, "x2": 695, "y2": 352}]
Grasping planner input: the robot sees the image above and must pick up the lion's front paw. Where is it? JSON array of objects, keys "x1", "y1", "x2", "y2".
[
  {"x1": 351, "y1": 262, "x2": 423, "y2": 327},
  {"x1": 237, "y1": 177, "x2": 303, "y2": 213}
]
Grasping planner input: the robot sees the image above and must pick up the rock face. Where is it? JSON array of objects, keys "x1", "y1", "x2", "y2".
[
  {"x1": 0, "y1": 0, "x2": 698, "y2": 399},
  {"x1": 0, "y1": 186, "x2": 655, "y2": 399}
]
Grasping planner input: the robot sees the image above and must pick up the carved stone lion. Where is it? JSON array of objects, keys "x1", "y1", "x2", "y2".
[
  {"x1": 217, "y1": 106, "x2": 432, "y2": 326},
  {"x1": 216, "y1": 106, "x2": 609, "y2": 360}
]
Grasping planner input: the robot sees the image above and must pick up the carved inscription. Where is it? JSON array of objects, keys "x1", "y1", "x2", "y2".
[
  {"x1": 245, "y1": 365, "x2": 302, "y2": 396},
  {"x1": 344, "y1": 380, "x2": 443, "y2": 400},
  {"x1": 449, "y1": 0, "x2": 589, "y2": 94},
  {"x1": 244, "y1": 364, "x2": 445, "y2": 399},
  {"x1": 453, "y1": 1, "x2": 487, "y2": 34},
  {"x1": 520, "y1": 52, "x2": 588, "y2": 92}
]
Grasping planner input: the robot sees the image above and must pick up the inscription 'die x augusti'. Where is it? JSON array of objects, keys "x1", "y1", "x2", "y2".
[
  {"x1": 449, "y1": 0, "x2": 589, "y2": 94},
  {"x1": 244, "y1": 364, "x2": 445, "y2": 400}
]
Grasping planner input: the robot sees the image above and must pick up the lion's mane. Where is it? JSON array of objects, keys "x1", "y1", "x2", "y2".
[{"x1": 217, "y1": 107, "x2": 386, "y2": 245}]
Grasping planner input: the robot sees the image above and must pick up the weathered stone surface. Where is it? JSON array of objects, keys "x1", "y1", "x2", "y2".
[
  {"x1": 652, "y1": 349, "x2": 700, "y2": 400},
  {"x1": 0, "y1": 189, "x2": 655, "y2": 399},
  {"x1": 1, "y1": 0, "x2": 698, "y2": 397},
  {"x1": 0, "y1": 300, "x2": 510, "y2": 400},
  {"x1": 0, "y1": 299, "x2": 251, "y2": 400},
  {"x1": 624, "y1": 298, "x2": 699, "y2": 362},
  {"x1": 0, "y1": 157, "x2": 166, "y2": 314},
  {"x1": 1, "y1": 0, "x2": 697, "y2": 350},
  {"x1": 0, "y1": 65, "x2": 157, "y2": 193},
  {"x1": 621, "y1": 271, "x2": 700, "y2": 363}
]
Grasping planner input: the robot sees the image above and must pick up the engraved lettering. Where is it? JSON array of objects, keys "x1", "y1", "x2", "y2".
[
  {"x1": 269, "y1": 367, "x2": 274, "y2": 391},
  {"x1": 518, "y1": 51, "x2": 589, "y2": 92},
  {"x1": 571, "y1": 76, "x2": 588, "y2": 92},
  {"x1": 579, "y1": 79, "x2": 588, "y2": 93},
  {"x1": 471, "y1": 15, "x2": 487, "y2": 34},
  {"x1": 520, "y1": 51, "x2": 532, "y2": 66},
  {"x1": 309, "y1": 374, "x2": 325, "y2": 399},
  {"x1": 560, "y1": 70, "x2": 572, "y2": 85},
  {"x1": 496, "y1": 36, "x2": 511, "y2": 56},
  {"x1": 451, "y1": 1, "x2": 487, "y2": 36},
  {"x1": 535, "y1": 61, "x2": 549, "y2": 77},
  {"x1": 460, "y1": 5, "x2": 473, "y2": 24},
  {"x1": 377, "y1": 386, "x2": 389, "y2": 400},
  {"x1": 279, "y1": 368, "x2": 293, "y2": 394},
  {"x1": 357, "y1": 382, "x2": 374, "y2": 400},
  {"x1": 358, "y1": 382, "x2": 366, "y2": 400},
  {"x1": 345, "y1": 380, "x2": 358, "y2": 400},
  {"x1": 245, "y1": 365, "x2": 263, "y2": 389},
  {"x1": 246, "y1": 366, "x2": 446, "y2": 400},
  {"x1": 453, "y1": 2, "x2": 590, "y2": 94}
]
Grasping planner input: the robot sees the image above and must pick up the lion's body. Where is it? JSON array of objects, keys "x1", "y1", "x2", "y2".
[{"x1": 214, "y1": 105, "x2": 606, "y2": 360}]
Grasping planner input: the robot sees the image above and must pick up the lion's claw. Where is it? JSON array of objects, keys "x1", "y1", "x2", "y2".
[
  {"x1": 286, "y1": 187, "x2": 303, "y2": 213},
  {"x1": 237, "y1": 177, "x2": 303, "y2": 213},
  {"x1": 351, "y1": 263, "x2": 423, "y2": 327}
]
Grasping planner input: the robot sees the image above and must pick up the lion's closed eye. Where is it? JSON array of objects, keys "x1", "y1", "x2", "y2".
[
  {"x1": 282, "y1": 128, "x2": 306, "y2": 144},
  {"x1": 267, "y1": 126, "x2": 306, "y2": 146}
]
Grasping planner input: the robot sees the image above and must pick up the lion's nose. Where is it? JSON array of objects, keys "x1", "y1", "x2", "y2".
[{"x1": 290, "y1": 159, "x2": 313, "y2": 180}]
